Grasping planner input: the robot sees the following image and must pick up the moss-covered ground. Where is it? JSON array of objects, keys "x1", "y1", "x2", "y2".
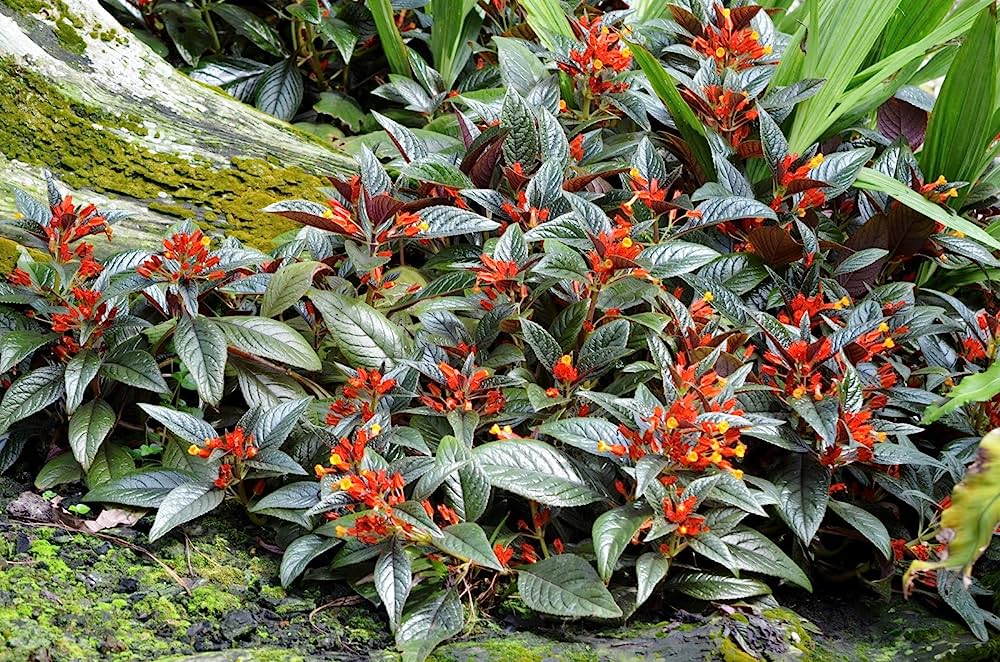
[{"x1": 2, "y1": 468, "x2": 998, "y2": 662}]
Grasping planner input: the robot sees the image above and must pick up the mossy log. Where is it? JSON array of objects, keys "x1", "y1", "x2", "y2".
[{"x1": 0, "y1": 0, "x2": 354, "y2": 253}]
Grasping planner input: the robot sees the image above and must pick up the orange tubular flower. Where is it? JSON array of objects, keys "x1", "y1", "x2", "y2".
[
  {"x1": 692, "y1": 5, "x2": 772, "y2": 71},
  {"x1": 50, "y1": 287, "x2": 117, "y2": 340},
  {"x1": 137, "y1": 230, "x2": 225, "y2": 282},
  {"x1": 199, "y1": 426, "x2": 258, "y2": 460},
  {"x1": 419, "y1": 362, "x2": 505, "y2": 415},
  {"x1": 474, "y1": 254, "x2": 523, "y2": 301},
  {"x1": 558, "y1": 16, "x2": 633, "y2": 95},
  {"x1": 683, "y1": 85, "x2": 759, "y2": 148},
  {"x1": 553, "y1": 355, "x2": 579, "y2": 384}
]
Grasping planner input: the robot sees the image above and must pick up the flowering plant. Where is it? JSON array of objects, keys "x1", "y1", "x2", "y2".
[{"x1": 6, "y1": 1, "x2": 1000, "y2": 659}]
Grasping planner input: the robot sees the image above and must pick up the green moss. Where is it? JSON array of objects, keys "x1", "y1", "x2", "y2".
[
  {"x1": 53, "y1": 17, "x2": 86, "y2": 55},
  {"x1": 0, "y1": 59, "x2": 326, "y2": 249},
  {"x1": 432, "y1": 634, "x2": 599, "y2": 662},
  {"x1": 4, "y1": 0, "x2": 46, "y2": 14},
  {"x1": 147, "y1": 201, "x2": 198, "y2": 219},
  {"x1": 0, "y1": 237, "x2": 23, "y2": 274},
  {"x1": 186, "y1": 586, "x2": 243, "y2": 617}
]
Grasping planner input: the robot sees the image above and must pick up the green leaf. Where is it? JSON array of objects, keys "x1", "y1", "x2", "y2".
[
  {"x1": 139, "y1": 403, "x2": 217, "y2": 446},
  {"x1": 501, "y1": 89, "x2": 540, "y2": 167},
  {"x1": 593, "y1": 505, "x2": 649, "y2": 583},
  {"x1": 100, "y1": 349, "x2": 170, "y2": 393},
  {"x1": 367, "y1": 0, "x2": 411, "y2": 77},
  {"x1": 376, "y1": 535, "x2": 413, "y2": 632},
  {"x1": 63, "y1": 349, "x2": 102, "y2": 415},
  {"x1": 210, "y1": 5, "x2": 285, "y2": 56},
  {"x1": 148, "y1": 481, "x2": 225, "y2": 541},
  {"x1": 436, "y1": 523, "x2": 503, "y2": 570},
  {"x1": 280, "y1": 533, "x2": 339, "y2": 587},
  {"x1": 318, "y1": 17, "x2": 357, "y2": 63},
  {"x1": 920, "y1": 5, "x2": 998, "y2": 204},
  {"x1": 69, "y1": 399, "x2": 115, "y2": 470},
  {"x1": 254, "y1": 59, "x2": 304, "y2": 121},
  {"x1": 428, "y1": 0, "x2": 480, "y2": 87},
  {"x1": 214, "y1": 317, "x2": 321, "y2": 371},
  {"x1": 174, "y1": 315, "x2": 227, "y2": 405},
  {"x1": 314, "y1": 92, "x2": 365, "y2": 133},
  {"x1": 86, "y1": 442, "x2": 136, "y2": 488},
  {"x1": 772, "y1": 454, "x2": 831, "y2": 546},
  {"x1": 518, "y1": 0, "x2": 574, "y2": 50},
  {"x1": 905, "y1": 430, "x2": 1000, "y2": 595},
  {"x1": 635, "y1": 552, "x2": 670, "y2": 608},
  {"x1": 828, "y1": 500, "x2": 892, "y2": 560},
  {"x1": 34, "y1": 452, "x2": 82, "y2": 490},
  {"x1": 854, "y1": 169, "x2": 1000, "y2": 251},
  {"x1": 396, "y1": 589, "x2": 464, "y2": 662},
  {"x1": 0, "y1": 364, "x2": 65, "y2": 435},
  {"x1": 249, "y1": 481, "x2": 320, "y2": 511},
  {"x1": 517, "y1": 554, "x2": 623, "y2": 618},
  {"x1": 252, "y1": 397, "x2": 312, "y2": 450},
  {"x1": 685, "y1": 197, "x2": 779, "y2": 231},
  {"x1": 923, "y1": 360, "x2": 1000, "y2": 423},
  {"x1": 667, "y1": 572, "x2": 771, "y2": 601},
  {"x1": 417, "y1": 206, "x2": 500, "y2": 239},
  {"x1": 402, "y1": 162, "x2": 474, "y2": 189},
  {"x1": 472, "y1": 440, "x2": 601, "y2": 507},
  {"x1": 261, "y1": 261, "x2": 326, "y2": 318},
  {"x1": 520, "y1": 319, "x2": 562, "y2": 370},
  {"x1": 630, "y1": 43, "x2": 714, "y2": 180},
  {"x1": 309, "y1": 290, "x2": 406, "y2": 368},
  {"x1": 718, "y1": 529, "x2": 812, "y2": 590},
  {"x1": 537, "y1": 417, "x2": 631, "y2": 459},
  {"x1": 0, "y1": 330, "x2": 54, "y2": 373},
  {"x1": 638, "y1": 242, "x2": 720, "y2": 278},
  {"x1": 834, "y1": 248, "x2": 890, "y2": 276},
  {"x1": 83, "y1": 469, "x2": 195, "y2": 508}
]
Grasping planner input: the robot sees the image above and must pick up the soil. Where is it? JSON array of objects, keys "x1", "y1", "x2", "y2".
[{"x1": 1, "y1": 474, "x2": 997, "y2": 662}]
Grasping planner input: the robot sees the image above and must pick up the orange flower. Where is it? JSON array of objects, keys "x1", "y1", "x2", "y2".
[
  {"x1": 553, "y1": 355, "x2": 579, "y2": 383},
  {"x1": 691, "y1": 5, "x2": 772, "y2": 71},
  {"x1": 200, "y1": 426, "x2": 258, "y2": 460},
  {"x1": 137, "y1": 230, "x2": 224, "y2": 282}
]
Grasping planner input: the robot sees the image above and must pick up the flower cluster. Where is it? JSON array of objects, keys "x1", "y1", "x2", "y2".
[
  {"x1": 559, "y1": 16, "x2": 633, "y2": 95},
  {"x1": 325, "y1": 367, "x2": 397, "y2": 427},
  {"x1": 692, "y1": 4, "x2": 773, "y2": 71},
  {"x1": 137, "y1": 230, "x2": 225, "y2": 282},
  {"x1": 419, "y1": 362, "x2": 505, "y2": 415},
  {"x1": 187, "y1": 427, "x2": 258, "y2": 489}
]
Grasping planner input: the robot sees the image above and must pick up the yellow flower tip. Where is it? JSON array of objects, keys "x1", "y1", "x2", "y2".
[
  {"x1": 678, "y1": 525, "x2": 688, "y2": 535},
  {"x1": 686, "y1": 450, "x2": 699, "y2": 463},
  {"x1": 883, "y1": 337, "x2": 896, "y2": 349},
  {"x1": 620, "y1": 46, "x2": 631, "y2": 58},
  {"x1": 629, "y1": 167, "x2": 641, "y2": 179},
  {"x1": 722, "y1": 8, "x2": 731, "y2": 18},
  {"x1": 559, "y1": 100, "x2": 567, "y2": 112},
  {"x1": 952, "y1": 230, "x2": 965, "y2": 238},
  {"x1": 502, "y1": 425, "x2": 513, "y2": 435},
  {"x1": 934, "y1": 175, "x2": 947, "y2": 186},
  {"x1": 877, "y1": 432, "x2": 888, "y2": 443},
  {"x1": 717, "y1": 421, "x2": 730, "y2": 434},
  {"x1": 750, "y1": 30, "x2": 760, "y2": 41},
  {"x1": 763, "y1": 45, "x2": 773, "y2": 55},
  {"x1": 597, "y1": 440, "x2": 610, "y2": 452},
  {"x1": 418, "y1": 221, "x2": 430, "y2": 232},
  {"x1": 592, "y1": 58, "x2": 604, "y2": 71},
  {"x1": 715, "y1": 47, "x2": 726, "y2": 58},
  {"x1": 187, "y1": 444, "x2": 201, "y2": 456},
  {"x1": 731, "y1": 469, "x2": 744, "y2": 480},
  {"x1": 666, "y1": 416, "x2": 679, "y2": 430},
  {"x1": 489, "y1": 423, "x2": 501, "y2": 435},
  {"x1": 946, "y1": 188, "x2": 958, "y2": 198},
  {"x1": 335, "y1": 525, "x2": 347, "y2": 537},
  {"x1": 13, "y1": 212, "x2": 24, "y2": 220},
  {"x1": 314, "y1": 464, "x2": 327, "y2": 477},
  {"x1": 808, "y1": 154, "x2": 825, "y2": 169},
  {"x1": 717, "y1": 377, "x2": 727, "y2": 388},
  {"x1": 322, "y1": 209, "x2": 335, "y2": 219},
  {"x1": 877, "y1": 322, "x2": 890, "y2": 333},
  {"x1": 792, "y1": 386, "x2": 806, "y2": 399},
  {"x1": 338, "y1": 477, "x2": 354, "y2": 491},
  {"x1": 735, "y1": 443, "x2": 746, "y2": 459},
  {"x1": 710, "y1": 451, "x2": 723, "y2": 464},
  {"x1": 621, "y1": 237, "x2": 634, "y2": 248},
  {"x1": 559, "y1": 354, "x2": 574, "y2": 366},
  {"x1": 370, "y1": 423, "x2": 382, "y2": 435},
  {"x1": 702, "y1": 291, "x2": 715, "y2": 303},
  {"x1": 329, "y1": 452, "x2": 343, "y2": 466},
  {"x1": 200, "y1": 236, "x2": 212, "y2": 247}
]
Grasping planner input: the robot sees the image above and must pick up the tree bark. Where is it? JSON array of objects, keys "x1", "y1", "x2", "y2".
[{"x1": 0, "y1": 0, "x2": 353, "y2": 254}]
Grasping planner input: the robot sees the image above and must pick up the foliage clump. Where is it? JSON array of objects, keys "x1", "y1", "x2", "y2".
[{"x1": 4, "y1": 1, "x2": 1000, "y2": 659}]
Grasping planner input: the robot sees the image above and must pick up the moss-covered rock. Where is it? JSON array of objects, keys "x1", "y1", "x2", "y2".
[{"x1": 0, "y1": 59, "x2": 329, "y2": 249}]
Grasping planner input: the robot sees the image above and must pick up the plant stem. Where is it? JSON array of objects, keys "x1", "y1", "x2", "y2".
[{"x1": 201, "y1": 1, "x2": 221, "y2": 53}]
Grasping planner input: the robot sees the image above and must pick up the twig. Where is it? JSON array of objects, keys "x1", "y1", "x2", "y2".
[{"x1": 308, "y1": 595, "x2": 364, "y2": 633}]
